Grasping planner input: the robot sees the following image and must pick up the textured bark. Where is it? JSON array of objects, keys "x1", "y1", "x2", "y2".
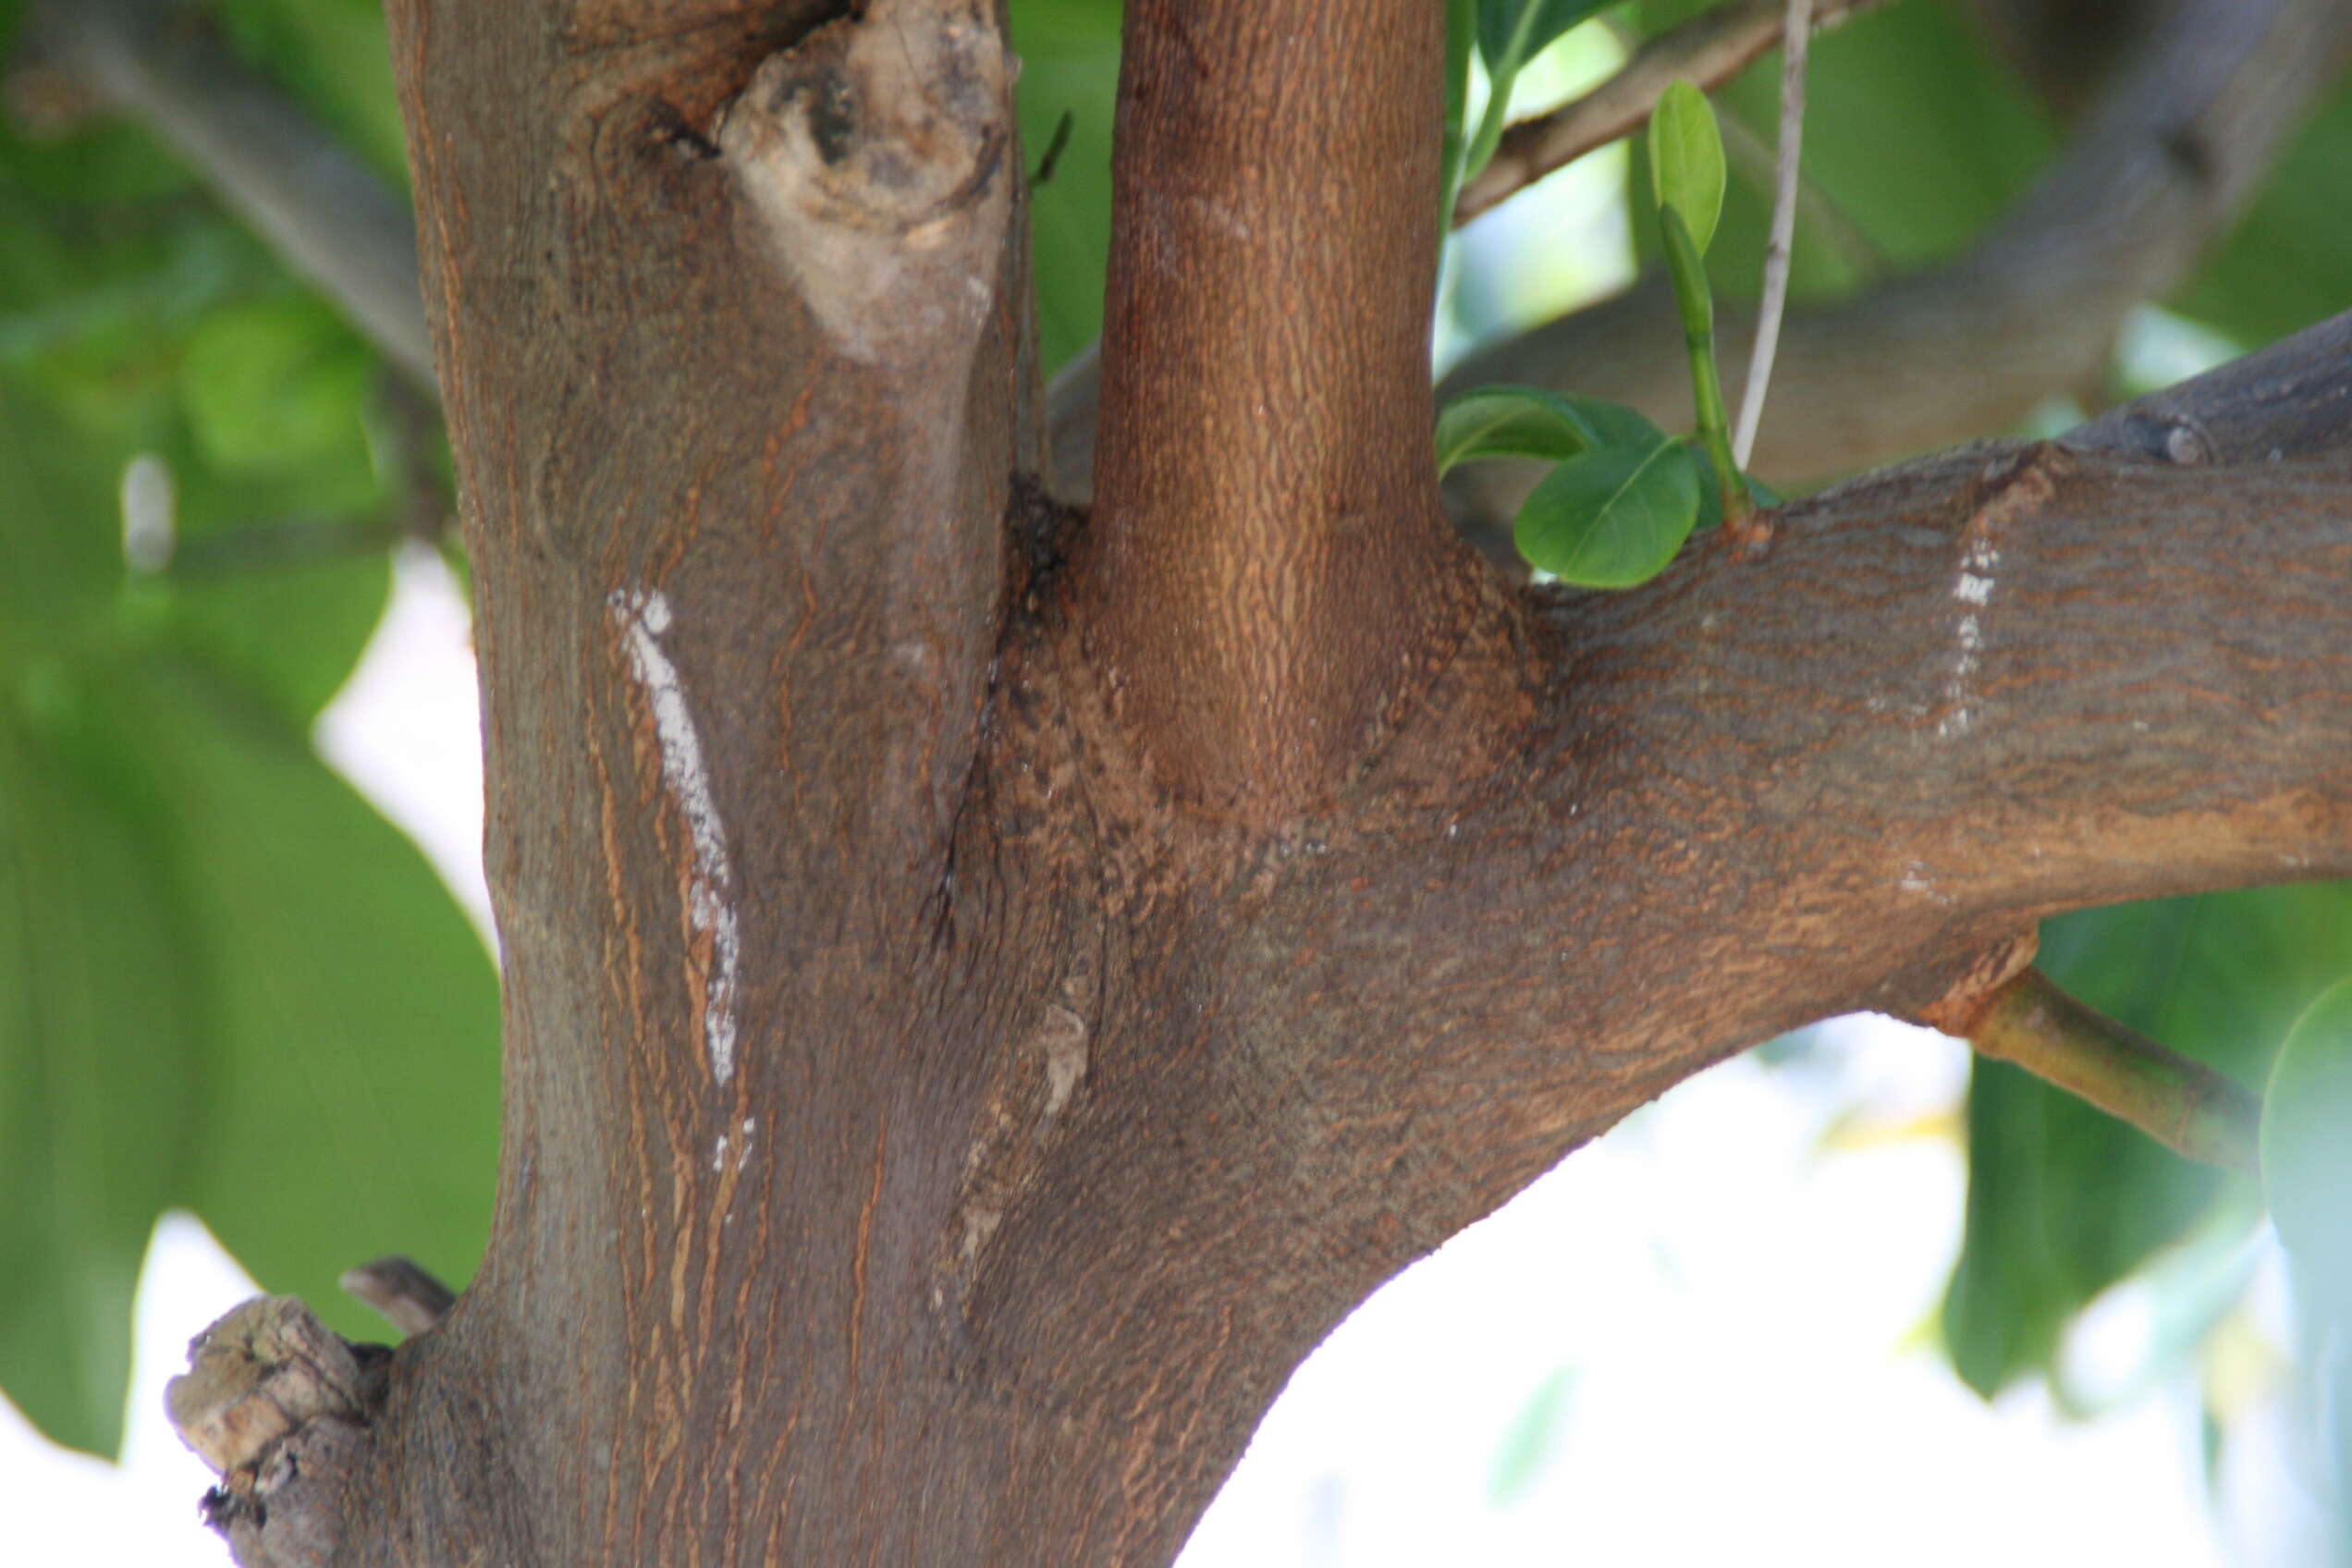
[{"x1": 241, "y1": 0, "x2": 2352, "y2": 1563}]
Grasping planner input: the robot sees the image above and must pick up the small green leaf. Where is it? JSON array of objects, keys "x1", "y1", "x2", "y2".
[
  {"x1": 1648, "y1": 80, "x2": 1726, "y2": 257},
  {"x1": 1438, "y1": 386, "x2": 1592, "y2": 473},
  {"x1": 2261, "y1": 976, "x2": 2352, "y2": 1311},
  {"x1": 1514, "y1": 436, "x2": 1701, "y2": 587}
]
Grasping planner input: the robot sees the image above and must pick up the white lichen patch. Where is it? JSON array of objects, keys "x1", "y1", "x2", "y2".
[
  {"x1": 611, "y1": 587, "x2": 742, "y2": 1086},
  {"x1": 717, "y1": 0, "x2": 1014, "y2": 366}
]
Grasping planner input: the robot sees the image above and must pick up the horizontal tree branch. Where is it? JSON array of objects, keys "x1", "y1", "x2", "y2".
[
  {"x1": 30, "y1": 0, "x2": 434, "y2": 388},
  {"x1": 1453, "y1": 0, "x2": 1887, "y2": 224}
]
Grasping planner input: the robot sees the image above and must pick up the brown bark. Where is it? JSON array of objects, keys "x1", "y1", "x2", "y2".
[{"x1": 234, "y1": 0, "x2": 2352, "y2": 1563}]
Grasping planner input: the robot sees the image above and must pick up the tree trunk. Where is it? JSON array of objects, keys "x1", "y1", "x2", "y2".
[{"x1": 210, "y1": 0, "x2": 2352, "y2": 1562}]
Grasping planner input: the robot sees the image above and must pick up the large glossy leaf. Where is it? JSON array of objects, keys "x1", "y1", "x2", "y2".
[
  {"x1": 127, "y1": 656, "x2": 499, "y2": 1347},
  {"x1": 0, "y1": 695, "x2": 205, "y2": 1456},
  {"x1": 1943, "y1": 885, "x2": 2352, "y2": 1396}
]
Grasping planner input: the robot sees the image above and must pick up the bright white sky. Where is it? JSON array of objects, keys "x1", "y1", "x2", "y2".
[{"x1": 0, "y1": 548, "x2": 2331, "y2": 1566}]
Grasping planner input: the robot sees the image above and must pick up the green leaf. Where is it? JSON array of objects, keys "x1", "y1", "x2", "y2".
[
  {"x1": 1487, "y1": 1365, "x2": 1577, "y2": 1505},
  {"x1": 1441, "y1": 0, "x2": 1479, "y2": 218},
  {"x1": 1437, "y1": 386, "x2": 1671, "y2": 475},
  {"x1": 2175, "y1": 90, "x2": 2352, "y2": 349},
  {"x1": 1648, "y1": 80, "x2": 1725, "y2": 257},
  {"x1": 1943, "y1": 885, "x2": 2351, "y2": 1395},
  {"x1": 126, "y1": 657, "x2": 500, "y2": 1347},
  {"x1": 178, "y1": 296, "x2": 374, "y2": 476},
  {"x1": 2262, "y1": 976, "x2": 2352, "y2": 1312},
  {"x1": 1514, "y1": 435, "x2": 1700, "y2": 586},
  {"x1": 0, "y1": 700, "x2": 206, "y2": 1455},
  {"x1": 1436, "y1": 386, "x2": 1596, "y2": 472}
]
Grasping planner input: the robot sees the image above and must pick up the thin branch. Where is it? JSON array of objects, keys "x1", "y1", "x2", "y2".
[
  {"x1": 340, "y1": 1256, "x2": 457, "y2": 1340},
  {"x1": 1453, "y1": 0, "x2": 1888, "y2": 225},
  {"x1": 1732, "y1": 0, "x2": 1812, "y2": 467},
  {"x1": 1963, "y1": 968, "x2": 2261, "y2": 1172},
  {"x1": 29, "y1": 0, "x2": 434, "y2": 389}
]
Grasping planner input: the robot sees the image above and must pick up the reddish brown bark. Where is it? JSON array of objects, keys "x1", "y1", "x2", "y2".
[{"x1": 243, "y1": 1, "x2": 2352, "y2": 1563}]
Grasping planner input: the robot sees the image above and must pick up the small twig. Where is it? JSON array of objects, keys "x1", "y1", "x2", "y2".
[
  {"x1": 340, "y1": 1256, "x2": 458, "y2": 1340},
  {"x1": 1963, "y1": 967, "x2": 2261, "y2": 1174},
  {"x1": 1453, "y1": 0, "x2": 1887, "y2": 225},
  {"x1": 1031, "y1": 108, "x2": 1074, "y2": 187},
  {"x1": 1733, "y1": 0, "x2": 1811, "y2": 467}
]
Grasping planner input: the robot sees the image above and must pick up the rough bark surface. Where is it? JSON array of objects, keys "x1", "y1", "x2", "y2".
[{"x1": 224, "y1": 0, "x2": 2352, "y2": 1562}]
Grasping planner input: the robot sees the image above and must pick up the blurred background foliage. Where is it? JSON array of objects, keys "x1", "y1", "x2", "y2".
[{"x1": 0, "y1": 0, "x2": 2346, "y2": 1525}]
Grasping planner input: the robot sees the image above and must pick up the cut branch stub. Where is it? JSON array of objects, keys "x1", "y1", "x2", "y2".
[
  {"x1": 165, "y1": 1295, "x2": 391, "y2": 1568},
  {"x1": 717, "y1": 0, "x2": 1012, "y2": 370}
]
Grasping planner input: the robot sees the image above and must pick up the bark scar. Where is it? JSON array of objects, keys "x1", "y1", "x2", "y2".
[
  {"x1": 1937, "y1": 443, "x2": 2071, "y2": 741},
  {"x1": 716, "y1": 0, "x2": 1014, "y2": 367}
]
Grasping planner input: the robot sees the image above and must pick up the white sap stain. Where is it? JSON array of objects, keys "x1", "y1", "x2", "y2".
[
  {"x1": 611, "y1": 587, "x2": 742, "y2": 1087},
  {"x1": 1938, "y1": 540, "x2": 1999, "y2": 741},
  {"x1": 1037, "y1": 1005, "x2": 1088, "y2": 1118},
  {"x1": 711, "y1": 1117, "x2": 758, "y2": 1175}
]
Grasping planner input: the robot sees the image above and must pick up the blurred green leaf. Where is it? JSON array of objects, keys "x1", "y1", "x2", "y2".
[
  {"x1": 1476, "y1": 0, "x2": 1611, "y2": 73},
  {"x1": 1944, "y1": 885, "x2": 2352, "y2": 1396},
  {"x1": 1487, "y1": 1365, "x2": 1577, "y2": 1505},
  {"x1": 1011, "y1": 0, "x2": 1121, "y2": 375},
  {"x1": 1648, "y1": 80, "x2": 1725, "y2": 256},
  {"x1": 1442, "y1": 0, "x2": 1479, "y2": 216},
  {"x1": 215, "y1": 0, "x2": 411, "y2": 189},
  {"x1": 126, "y1": 656, "x2": 499, "y2": 1349},
  {"x1": 2262, "y1": 976, "x2": 2352, "y2": 1312},
  {"x1": 1633, "y1": 0, "x2": 2052, "y2": 303},
  {"x1": 2174, "y1": 91, "x2": 2352, "y2": 349},
  {"x1": 179, "y1": 296, "x2": 374, "y2": 475},
  {"x1": 1515, "y1": 433, "x2": 1699, "y2": 585},
  {"x1": 0, "y1": 697, "x2": 206, "y2": 1456}
]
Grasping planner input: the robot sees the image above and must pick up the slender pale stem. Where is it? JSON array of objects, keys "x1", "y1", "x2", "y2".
[
  {"x1": 1966, "y1": 968, "x2": 2261, "y2": 1173},
  {"x1": 1733, "y1": 0, "x2": 1811, "y2": 467}
]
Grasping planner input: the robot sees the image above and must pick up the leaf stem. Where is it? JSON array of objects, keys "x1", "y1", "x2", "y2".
[
  {"x1": 1658, "y1": 204, "x2": 1748, "y2": 528},
  {"x1": 1966, "y1": 967, "x2": 2261, "y2": 1174}
]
